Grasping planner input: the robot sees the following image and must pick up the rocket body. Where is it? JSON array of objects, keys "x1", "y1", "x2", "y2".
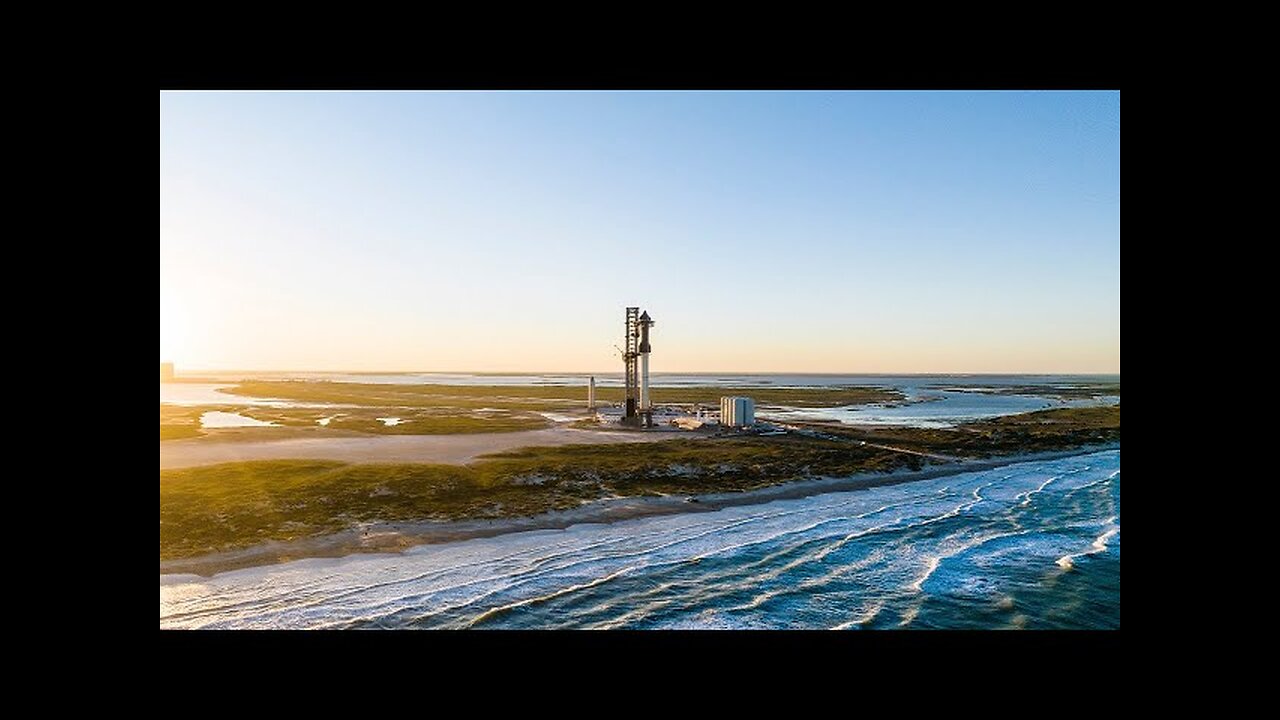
[
  {"x1": 640, "y1": 354, "x2": 650, "y2": 410},
  {"x1": 638, "y1": 311, "x2": 653, "y2": 411}
]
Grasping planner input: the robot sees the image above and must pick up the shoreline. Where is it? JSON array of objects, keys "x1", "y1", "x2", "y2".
[{"x1": 160, "y1": 442, "x2": 1119, "y2": 579}]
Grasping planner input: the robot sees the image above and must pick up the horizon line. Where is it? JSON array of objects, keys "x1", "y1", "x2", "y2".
[{"x1": 166, "y1": 367, "x2": 1121, "y2": 377}]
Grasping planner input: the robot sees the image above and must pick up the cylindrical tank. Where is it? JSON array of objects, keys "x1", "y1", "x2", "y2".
[
  {"x1": 638, "y1": 311, "x2": 653, "y2": 412},
  {"x1": 640, "y1": 354, "x2": 650, "y2": 409},
  {"x1": 720, "y1": 396, "x2": 756, "y2": 427}
]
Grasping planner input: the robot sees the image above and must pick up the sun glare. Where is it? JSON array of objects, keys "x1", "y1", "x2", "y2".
[{"x1": 159, "y1": 293, "x2": 190, "y2": 366}]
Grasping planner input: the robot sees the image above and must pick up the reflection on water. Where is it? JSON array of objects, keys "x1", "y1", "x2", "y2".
[
  {"x1": 199, "y1": 411, "x2": 277, "y2": 429},
  {"x1": 763, "y1": 391, "x2": 1118, "y2": 428},
  {"x1": 160, "y1": 383, "x2": 241, "y2": 406},
  {"x1": 159, "y1": 383, "x2": 344, "y2": 409}
]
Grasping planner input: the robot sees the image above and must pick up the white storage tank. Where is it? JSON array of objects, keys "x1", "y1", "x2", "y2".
[{"x1": 720, "y1": 396, "x2": 755, "y2": 427}]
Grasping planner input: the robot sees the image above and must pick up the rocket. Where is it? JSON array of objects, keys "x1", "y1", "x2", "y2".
[
  {"x1": 638, "y1": 311, "x2": 654, "y2": 411},
  {"x1": 621, "y1": 306, "x2": 654, "y2": 425}
]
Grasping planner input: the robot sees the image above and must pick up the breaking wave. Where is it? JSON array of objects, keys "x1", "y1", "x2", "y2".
[{"x1": 161, "y1": 450, "x2": 1120, "y2": 629}]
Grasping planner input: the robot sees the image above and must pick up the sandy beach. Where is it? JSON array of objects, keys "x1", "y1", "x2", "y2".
[
  {"x1": 159, "y1": 426, "x2": 687, "y2": 469},
  {"x1": 160, "y1": 443, "x2": 1118, "y2": 578}
]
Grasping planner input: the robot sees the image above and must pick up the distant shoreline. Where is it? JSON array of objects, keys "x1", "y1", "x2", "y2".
[{"x1": 160, "y1": 443, "x2": 1119, "y2": 579}]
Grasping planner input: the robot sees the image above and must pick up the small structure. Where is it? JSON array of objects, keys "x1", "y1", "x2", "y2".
[
  {"x1": 720, "y1": 396, "x2": 755, "y2": 427},
  {"x1": 672, "y1": 416, "x2": 704, "y2": 430},
  {"x1": 160, "y1": 362, "x2": 175, "y2": 383}
]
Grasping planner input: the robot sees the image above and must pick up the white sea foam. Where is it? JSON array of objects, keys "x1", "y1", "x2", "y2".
[
  {"x1": 162, "y1": 449, "x2": 1121, "y2": 629},
  {"x1": 832, "y1": 602, "x2": 885, "y2": 630},
  {"x1": 1018, "y1": 475, "x2": 1059, "y2": 507},
  {"x1": 465, "y1": 565, "x2": 640, "y2": 627},
  {"x1": 1056, "y1": 517, "x2": 1120, "y2": 572}
]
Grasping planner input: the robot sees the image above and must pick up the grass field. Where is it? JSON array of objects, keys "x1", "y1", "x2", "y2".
[
  {"x1": 791, "y1": 405, "x2": 1121, "y2": 458},
  {"x1": 927, "y1": 382, "x2": 1120, "y2": 399},
  {"x1": 159, "y1": 405, "x2": 209, "y2": 440},
  {"x1": 159, "y1": 404, "x2": 1119, "y2": 560},
  {"x1": 159, "y1": 436, "x2": 912, "y2": 559},
  {"x1": 160, "y1": 381, "x2": 904, "y2": 441},
  {"x1": 236, "y1": 406, "x2": 553, "y2": 434}
]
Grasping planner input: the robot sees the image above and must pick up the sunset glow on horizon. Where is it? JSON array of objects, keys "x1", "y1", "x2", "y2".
[{"x1": 161, "y1": 91, "x2": 1119, "y2": 374}]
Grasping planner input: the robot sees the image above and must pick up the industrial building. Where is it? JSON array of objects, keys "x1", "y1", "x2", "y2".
[{"x1": 720, "y1": 396, "x2": 756, "y2": 427}]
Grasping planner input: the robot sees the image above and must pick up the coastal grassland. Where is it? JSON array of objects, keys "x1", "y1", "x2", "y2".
[
  {"x1": 159, "y1": 405, "x2": 1119, "y2": 561},
  {"x1": 159, "y1": 436, "x2": 915, "y2": 559},
  {"x1": 159, "y1": 381, "x2": 901, "y2": 442},
  {"x1": 158, "y1": 404, "x2": 553, "y2": 442},
  {"x1": 793, "y1": 405, "x2": 1120, "y2": 458},
  {"x1": 160, "y1": 405, "x2": 207, "y2": 440},
  {"x1": 220, "y1": 380, "x2": 903, "y2": 410},
  {"x1": 235, "y1": 407, "x2": 551, "y2": 435},
  {"x1": 928, "y1": 382, "x2": 1120, "y2": 399}
]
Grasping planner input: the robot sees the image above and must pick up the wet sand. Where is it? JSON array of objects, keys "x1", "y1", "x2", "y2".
[
  {"x1": 159, "y1": 426, "x2": 687, "y2": 470},
  {"x1": 159, "y1": 443, "x2": 1118, "y2": 578}
]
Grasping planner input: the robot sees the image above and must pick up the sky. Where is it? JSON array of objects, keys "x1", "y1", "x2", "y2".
[{"x1": 160, "y1": 91, "x2": 1119, "y2": 374}]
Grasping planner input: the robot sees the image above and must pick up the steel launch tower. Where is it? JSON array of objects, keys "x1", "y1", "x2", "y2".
[{"x1": 622, "y1": 306, "x2": 655, "y2": 426}]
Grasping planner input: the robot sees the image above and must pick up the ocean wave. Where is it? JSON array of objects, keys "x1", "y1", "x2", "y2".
[
  {"x1": 162, "y1": 449, "x2": 1121, "y2": 629},
  {"x1": 1055, "y1": 519, "x2": 1120, "y2": 572}
]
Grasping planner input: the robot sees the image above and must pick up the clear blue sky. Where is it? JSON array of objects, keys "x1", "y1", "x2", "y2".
[{"x1": 160, "y1": 91, "x2": 1120, "y2": 373}]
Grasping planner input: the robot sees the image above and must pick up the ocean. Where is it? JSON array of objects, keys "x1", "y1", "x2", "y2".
[{"x1": 161, "y1": 448, "x2": 1120, "y2": 629}]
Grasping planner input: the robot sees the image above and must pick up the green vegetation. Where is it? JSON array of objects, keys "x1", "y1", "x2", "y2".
[
  {"x1": 929, "y1": 382, "x2": 1120, "y2": 399},
  {"x1": 220, "y1": 380, "x2": 902, "y2": 410},
  {"x1": 160, "y1": 425, "x2": 204, "y2": 441},
  {"x1": 792, "y1": 405, "x2": 1121, "y2": 458},
  {"x1": 988, "y1": 404, "x2": 1119, "y2": 429},
  {"x1": 160, "y1": 405, "x2": 207, "y2": 440},
  {"x1": 159, "y1": 403, "x2": 551, "y2": 440},
  {"x1": 160, "y1": 436, "x2": 911, "y2": 559},
  {"x1": 235, "y1": 407, "x2": 551, "y2": 435},
  {"x1": 719, "y1": 386, "x2": 903, "y2": 407},
  {"x1": 161, "y1": 382, "x2": 903, "y2": 442},
  {"x1": 159, "y1": 404, "x2": 1119, "y2": 560}
]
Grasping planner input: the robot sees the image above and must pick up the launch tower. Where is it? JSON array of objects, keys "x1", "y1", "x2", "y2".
[{"x1": 622, "y1": 306, "x2": 656, "y2": 427}]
